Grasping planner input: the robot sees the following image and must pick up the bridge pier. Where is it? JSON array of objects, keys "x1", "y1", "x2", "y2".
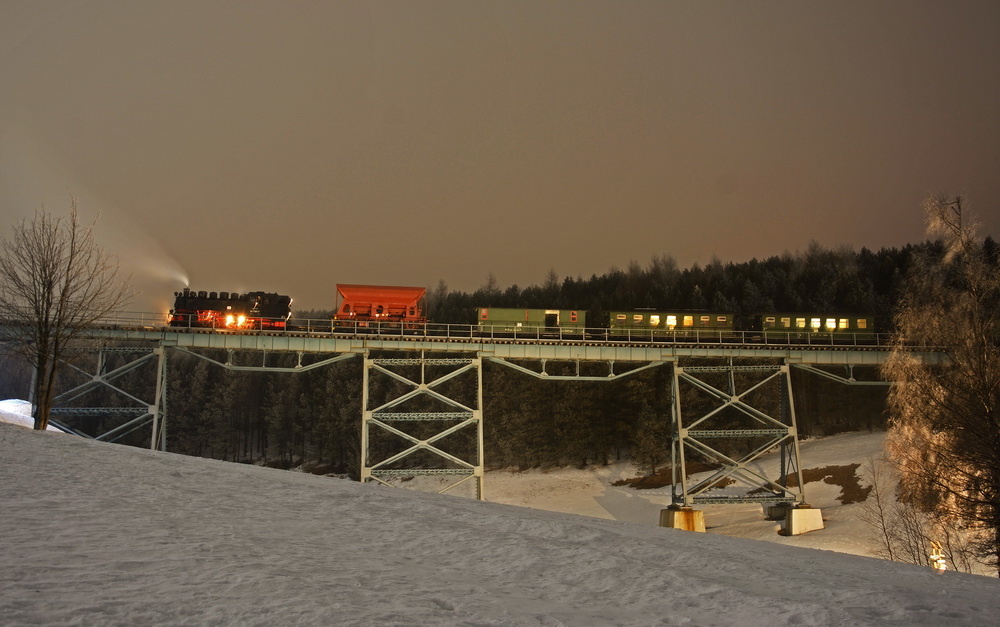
[
  {"x1": 785, "y1": 504, "x2": 825, "y2": 535},
  {"x1": 360, "y1": 350, "x2": 485, "y2": 499},
  {"x1": 670, "y1": 358, "x2": 807, "y2": 512},
  {"x1": 659, "y1": 505, "x2": 706, "y2": 532},
  {"x1": 149, "y1": 347, "x2": 167, "y2": 451}
]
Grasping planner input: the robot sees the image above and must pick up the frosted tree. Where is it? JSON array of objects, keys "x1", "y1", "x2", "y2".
[
  {"x1": 882, "y1": 195, "x2": 1000, "y2": 574},
  {"x1": 0, "y1": 202, "x2": 131, "y2": 430}
]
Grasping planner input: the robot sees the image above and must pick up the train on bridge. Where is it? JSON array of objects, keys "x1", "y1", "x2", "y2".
[
  {"x1": 168, "y1": 284, "x2": 875, "y2": 343},
  {"x1": 477, "y1": 307, "x2": 874, "y2": 342}
]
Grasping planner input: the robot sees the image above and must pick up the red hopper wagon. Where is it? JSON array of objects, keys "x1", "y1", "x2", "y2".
[{"x1": 332, "y1": 284, "x2": 427, "y2": 331}]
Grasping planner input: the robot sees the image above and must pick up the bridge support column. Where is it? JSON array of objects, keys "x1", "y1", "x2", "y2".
[
  {"x1": 49, "y1": 345, "x2": 161, "y2": 443},
  {"x1": 669, "y1": 358, "x2": 810, "y2": 516},
  {"x1": 149, "y1": 347, "x2": 168, "y2": 451},
  {"x1": 361, "y1": 350, "x2": 485, "y2": 499}
]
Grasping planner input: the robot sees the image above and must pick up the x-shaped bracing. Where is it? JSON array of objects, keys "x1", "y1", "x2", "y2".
[
  {"x1": 361, "y1": 352, "x2": 485, "y2": 498},
  {"x1": 671, "y1": 361, "x2": 806, "y2": 506}
]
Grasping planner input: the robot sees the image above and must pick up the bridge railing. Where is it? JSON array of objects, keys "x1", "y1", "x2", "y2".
[
  {"x1": 169, "y1": 314, "x2": 895, "y2": 347},
  {"x1": 44, "y1": 311, "x2": 904, "y2": 348}
]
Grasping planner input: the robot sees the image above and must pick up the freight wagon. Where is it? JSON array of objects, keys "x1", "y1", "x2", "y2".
[{"x1": 333, "y1": 284, "x2": 427, "y2": 331}]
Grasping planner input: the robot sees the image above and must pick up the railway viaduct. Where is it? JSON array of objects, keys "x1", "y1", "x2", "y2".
[{"x1": 10, "y1": 314, "x2": 944, "y2": 534}]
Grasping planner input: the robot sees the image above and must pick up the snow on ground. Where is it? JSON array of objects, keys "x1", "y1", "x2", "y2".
[
  {"x1": 2, "y1": 418, "x2": 998, "y2": 626},
  {"x1": 0, "y1": 399, "x2": 67, "y2": 432},
  {"x1": 487, "y1": 431, "x2": 888, "y2": 559}
]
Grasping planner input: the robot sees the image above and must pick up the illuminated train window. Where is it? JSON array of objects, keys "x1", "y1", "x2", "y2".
[
  {"x1": 826, "y1": 318, "x2": 836, "y2": 330},
  {"x1": 764, "y1": 316, "x2": 776, "y2": 328},
  {"x1": 780, "y1": 317, "x2": 791, "y2": 328},
  {"x1": 683, "y1": 315, "x2": 694, "y2": 327},
  {"x1": 839, "y1": 318, "x2": 849, "y2": 329},
  {"x1": 616, "y1": 314, "x2": 627, "y2": 322},
  {"x1": 811, "y1": 318, "x2": 821, "y2": 330},
  {"x1": 857, "y1": 319, "x2": 867, "y2": 329},
  {"x1": 633, "y1": 314, "x2": 644, "y2": 324},
  {"x1": 649, "y1": 315, "x2": 660, "y2": 326},
  {"x1": 666, "y1": 315, "x2": 677, "y2": 328},
  {"x1": 796, "y1": 318, "x2": 806, "y2": 328}
]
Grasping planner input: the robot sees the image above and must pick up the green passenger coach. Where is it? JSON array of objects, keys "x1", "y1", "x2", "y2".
[
  {"x1": 607, "y1": 310, "x2": 735, "y2": 339},
  {"x1": 752, "y1": 313, "x2": 875, "y2": 342},
  {"x1": 476, "y1": 308, "x2": 587, "y2": 336}
]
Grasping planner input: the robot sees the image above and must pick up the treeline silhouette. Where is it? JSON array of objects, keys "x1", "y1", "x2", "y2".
[{"x1": 422, "y1": 242, "x2": 926, "y2": 331}]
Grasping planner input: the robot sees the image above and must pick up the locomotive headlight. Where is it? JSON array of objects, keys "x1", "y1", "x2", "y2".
[
  {"x1": 237, "y1": 315, "x2": 246, "y2": 326},
  {"x1": 226, "y1": 314, "x2": 236, "y2": 327}
]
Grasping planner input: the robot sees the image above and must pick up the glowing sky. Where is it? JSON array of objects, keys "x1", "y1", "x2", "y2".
[{"x1": 2, "y1": 1, "x2": 999, "y2": 311}]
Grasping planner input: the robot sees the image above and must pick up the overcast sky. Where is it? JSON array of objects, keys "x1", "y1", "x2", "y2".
[{"x1": 2, "y1": 1, "x2": 999, "y2": 312}]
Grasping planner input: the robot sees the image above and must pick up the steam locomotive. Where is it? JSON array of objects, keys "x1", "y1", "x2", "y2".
[{"x1": 168, "y1": 289, "x2": 292, "y2": 330}]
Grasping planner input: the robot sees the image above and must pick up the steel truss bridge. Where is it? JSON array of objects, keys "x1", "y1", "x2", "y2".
[{"x1": 22, "y1": 314, "x2": 939, "y2": 509}]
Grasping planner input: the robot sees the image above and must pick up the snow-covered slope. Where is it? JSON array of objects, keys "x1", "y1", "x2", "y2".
[
  {"x1": 0, "y1": 399, "x2": 67, "y2": 432},
  {"x1": 487, "y1": 430, "x2": 888, "y2": 559},
  {"x1": 1, "y1": 420, "x2": 997, "y2": 626}
]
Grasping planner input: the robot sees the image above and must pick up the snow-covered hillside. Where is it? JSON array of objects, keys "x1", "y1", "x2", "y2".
[
  {"x1": 0, "y1": 399, "x2": 66, "y2": 431},
  {"x1": 485, "y1": 430, "x2": 889, "y2": 559},
  {"x1": 1, "y1": 418, "x2": 997, "y2": 626}
]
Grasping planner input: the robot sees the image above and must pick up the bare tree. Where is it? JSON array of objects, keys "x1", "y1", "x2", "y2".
[
  {"x1": 860, "y1": 455, "x2": 981, "y2": 572},
  {"x1": 858, "y1": 456, "x2": 904, "y2": 563},
  {"x1": 882, "y1": 194, "x2": 1000, "y2": 574},
  {"x1": 0, "y1": 202, "x2": 131, "y2": 430}
]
